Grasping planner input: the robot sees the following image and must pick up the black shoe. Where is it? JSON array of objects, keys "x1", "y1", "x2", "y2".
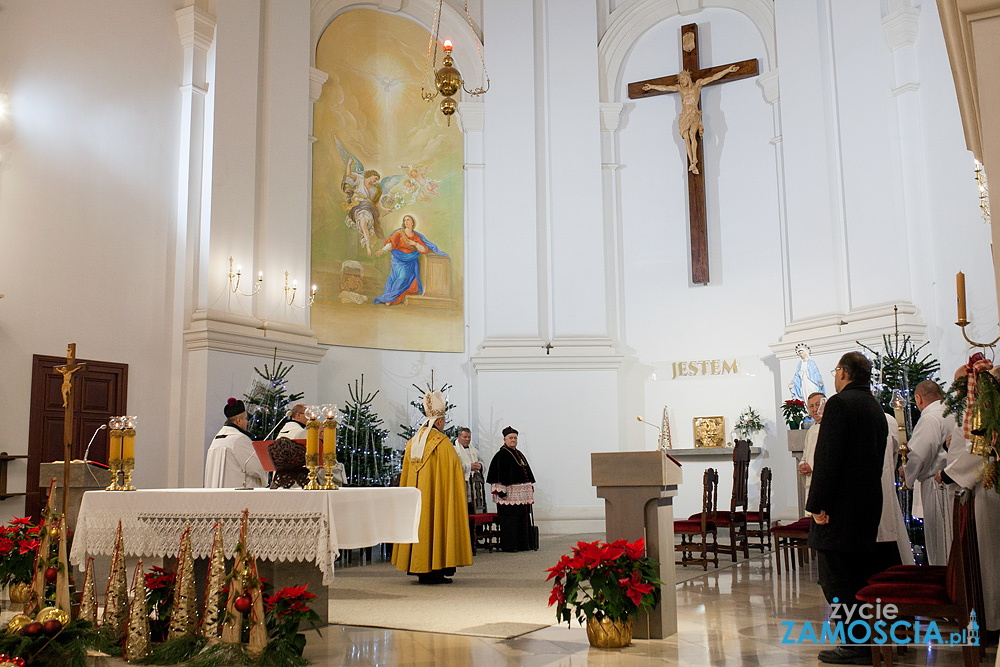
[
  {"x1": 417, "y1": 573, "x2": 454, "y2": 585},
  {"x1": 817, "y1": 646, "x2": 873, "y2": 665}
]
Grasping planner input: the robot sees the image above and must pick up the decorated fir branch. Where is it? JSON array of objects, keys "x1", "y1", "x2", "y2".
[
  {"x1": 243, "y1": 349, "x2": 305, "y2": 441},
  {"x1": 339, "y1": 375, "x2": 394, "y2": 487}
]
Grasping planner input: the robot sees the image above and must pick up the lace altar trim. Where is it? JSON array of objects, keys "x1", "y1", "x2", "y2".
[
  {"x1": 73, "y1": 511, "x2": 334, "y2": 584},
  {"x1": 491, "y1": 482, "x2": 534, "y2": 505}
]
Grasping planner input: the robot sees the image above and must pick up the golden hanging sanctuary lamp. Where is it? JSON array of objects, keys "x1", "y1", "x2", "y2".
[{"x1": 421, "y1": 0, "x2": 489, "y2": 125}]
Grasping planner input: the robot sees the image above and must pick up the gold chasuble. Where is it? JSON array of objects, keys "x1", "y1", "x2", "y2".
[{"x1": 392, "y1": 427, "x2": 473, "y2": 574}]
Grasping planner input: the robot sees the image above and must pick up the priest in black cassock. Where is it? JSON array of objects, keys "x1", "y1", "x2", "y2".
[{"x1": 486, "y1": 426, "x2": 536, "y2": 552}]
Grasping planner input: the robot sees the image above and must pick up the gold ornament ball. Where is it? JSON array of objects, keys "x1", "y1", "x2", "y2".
[
  {"x1": 35, "y1": 606, "x2": 70, "y2": 626},
  {"x1": 439, "y1": 97, "x2": 457, "y2": 116},
  {"x1": 5, "y1": 614, "x2": 31, "y2": 635},
  {"x1": 435, "y1": 65, "x2": 462, "y2": 97},
  {"x1": 48, "y1": 525, "x2": 60, "y2": 540}
]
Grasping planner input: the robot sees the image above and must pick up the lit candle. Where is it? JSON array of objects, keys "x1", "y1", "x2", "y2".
[
  {"x1": 324, "y1": 423, "x2": 336, "y2": 453},
  {"x1": 893, "y1": 406, "x2": 908, "y2": 447},
  {"x1": 122, "y1": 417, "x2": 136, "y2": 460},
  {"x1": 956, "y1": 271, "x2": 967, "y2": 323},
  {"x1": 306, "y1": 423, "x2": 319, "y2": 457},
  {"x1": 109, "y1": 421, "x2": 123, "y2": 461},
  {"x1": 442, "y1": 38, "x2": 453, "y2": 51}
]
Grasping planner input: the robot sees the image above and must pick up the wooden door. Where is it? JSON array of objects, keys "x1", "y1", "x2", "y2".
[{"x1": 26, "y1": 355, "x2": 128, "y2": 520}]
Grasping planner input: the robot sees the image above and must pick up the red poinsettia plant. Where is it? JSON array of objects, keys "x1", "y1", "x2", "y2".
[
  {"x1": 547, "y1": 538, "x2": 663, "y2": 627},
  {"x1": 781, "y1": 398, "x2": 808, "y2": 429},
  {"x1": 0, "y1": 517, "x2": 42, "y2": 586},
  {"x1": 264, "y1": 584, "x2": 323, "y2": 656}
]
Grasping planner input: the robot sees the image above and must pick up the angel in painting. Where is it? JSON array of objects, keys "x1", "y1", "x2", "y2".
[
  {"x1": 337, "y1": 138, "x2": 404, "y2": 255},
  {"x1": 399, "y1": 164, "x2": 441, "y2": 203}
]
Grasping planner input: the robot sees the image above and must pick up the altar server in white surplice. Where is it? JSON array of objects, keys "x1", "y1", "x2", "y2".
[
  {"x1": 900, "y1": 381, "x2": 952, "y2": 565},
  {"x1": 937, "y1": 364, "x2": 1000, "y2": 632},
  {"x1": 205, "y1": 398, "x2": 266, "y2": 488},
  {"x1": 880, "y1": 413, "x2": 915, "y2": 568}
]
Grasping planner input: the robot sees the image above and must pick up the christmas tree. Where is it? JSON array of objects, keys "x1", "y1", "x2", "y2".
[
  {"x1": 243, "y1": 349, "x2": 304, "y2": 441},
  {"x1": 397, "y1": 374, "x2": 460, "y2": 442},
  {"x1": 338, "y1": 375, "x2": 397, "y2": 487}
]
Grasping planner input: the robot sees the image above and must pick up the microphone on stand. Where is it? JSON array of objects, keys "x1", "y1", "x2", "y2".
[
  {"x1": 236, "y1": 451, "x2": 258, "y2": 491},
  {"x1": 83, "y1": 424, "x2": 108, "y2": 487},
  {"x1": 83, "y1": 424, "x2": 108, "y2": 464}
]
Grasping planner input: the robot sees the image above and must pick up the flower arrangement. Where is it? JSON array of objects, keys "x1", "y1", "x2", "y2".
[
  {"x1": 547, "y1": 538, "x2": 662, "y2": 627},
  {"x1": 0, "y1": 517, "x2": 41, "y2": 587},
  {"x1": 734, "y1": 406, "x2": 765, "y2": 439},
  {"x1": 145, "y1": 565, "x2": 177, "y2": 642},
  {"x1": 264, "y1": 584, "x2": 323, "y2": 657},
  {"x1": 781, "y1": 399, "x2": 808, "y2": 429}
]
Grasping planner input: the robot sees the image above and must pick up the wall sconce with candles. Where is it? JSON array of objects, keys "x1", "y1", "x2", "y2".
[
  {"x1": 284, "y1": 271, "x2": 316, "y2": 309},
  {"x1": 955, "y1": 270, "x2": 1000, "y2": 348},
  {"x1": 420, "y1": 0, "x2": 489, "y2": 124},
  {"x1": 229, "y1": 257, "x2": 263, "y2": 297}
]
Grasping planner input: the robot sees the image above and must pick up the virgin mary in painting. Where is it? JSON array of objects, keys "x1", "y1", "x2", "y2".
[{"x1": 373, "y1": 214, "x2": 447, "y2": 305}]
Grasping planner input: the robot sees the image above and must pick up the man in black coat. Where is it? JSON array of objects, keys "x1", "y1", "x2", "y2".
[{"x1": 806, "y1": 351, "x2": 887, "y2": 665}]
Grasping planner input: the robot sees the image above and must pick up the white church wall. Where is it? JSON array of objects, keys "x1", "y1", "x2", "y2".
[
  {"x1": 0, "y1": 1, "x2": 184, "y2": 516},
  {"x1": 909, "y1": 0, "x2": 998, "y2": 375},
  {"x1": 615, "y1": 9, "x2": 791, "y2": 520}
]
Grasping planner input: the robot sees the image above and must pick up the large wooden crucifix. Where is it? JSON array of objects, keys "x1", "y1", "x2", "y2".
[
  {"x1": 628, "y1": 24, "x2": 758, "y2": 285},
  {"x1": 53, "y1": 343, "x2": 85, "y2": 519}
]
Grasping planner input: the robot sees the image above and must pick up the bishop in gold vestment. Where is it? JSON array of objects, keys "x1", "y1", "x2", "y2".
[{"x1": 391, "y1": 391, "x2": 473, "y2": 584}]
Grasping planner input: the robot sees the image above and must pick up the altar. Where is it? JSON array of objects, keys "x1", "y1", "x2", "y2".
[{"x1": 70, "y1": 487, "x2": 421, "y2": 586}]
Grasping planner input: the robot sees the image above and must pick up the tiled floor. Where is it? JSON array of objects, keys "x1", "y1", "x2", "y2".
[{"x1": 304, "y1": 553, "x2": 995, "y2": 666}]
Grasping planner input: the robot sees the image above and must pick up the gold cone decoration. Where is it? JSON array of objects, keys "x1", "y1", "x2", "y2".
[
  {"x1": 102, "y1": 521, "x2": 130, "y2": 638},
  {"x1": 79, "y1": 557, "x2": 97, "y2": 624},
  {"x1": 247, "y1": 558, "x2": 267, "y2": 658},
  {"x1": 220, "y1": 512, "x2": 251, "y2": 645},
  {"x1": 54, "y1": 515, "x2": 71, "y2": 616},
  {"x1": 200, "y1": 522, "x2": 227, "y2": 640},
  {"x1": 124, "y1": 561, "x2": 151, "y2": 662},
  {"x1": 25, "y1": 480, "x2": 58, "y2": 619},
  {"x1": 167, "y1": 526, "x2": 197, "y2": 640}
]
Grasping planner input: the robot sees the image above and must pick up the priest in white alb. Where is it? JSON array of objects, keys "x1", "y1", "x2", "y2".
[
  {"x1": 204, "y1": 398, "x2": 266, "y2": 488},
  {"x1": 900, "y1": 381, "x2": 952, "y2": 565}
]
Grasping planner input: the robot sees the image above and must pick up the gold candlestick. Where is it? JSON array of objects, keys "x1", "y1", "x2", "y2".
[
  {"x1": 956, "y1": 269, "x2": 1000, "y2": 347},
  {"x1": 107, "y1": 420, "x2": 123, "y2": 491},
  {"x1": 304, "y1": 453, "x2": 320, "y2": 490},
  {"x1": 122, "y1": 457, "x2": 136, "y2": 491},
  {"x1": 322, "y1": 411, "x2": 339, "y2": 490}
]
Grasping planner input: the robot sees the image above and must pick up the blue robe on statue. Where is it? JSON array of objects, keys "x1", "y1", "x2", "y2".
[{"x1": 373, "y1": 230, "x2": 447, "y2": 305}]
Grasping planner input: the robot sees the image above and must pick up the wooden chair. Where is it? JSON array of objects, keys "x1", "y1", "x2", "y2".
[
  {"x1": 771, "y1": 518, "x2": 812, "y2": 575},
  {"x1": 690, "y1": 440, "x2": 750, "y2": 561},
  {"x1": 746, "y1": 467, "x2": 772, "y2": 552},
  {"x1": 469, "y1": 512, "x2": 498, "y2": 555},
  {"x1": 858, "y1": 492, "x2": 981, "y2": 667},
  {"x1": 674, "y1": 468, "x2": 719, "y2": 570}
]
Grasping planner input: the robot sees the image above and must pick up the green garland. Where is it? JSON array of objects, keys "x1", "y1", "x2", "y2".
[{"x1": 0, "y1": 619, "x2": 93, "y2": 667}]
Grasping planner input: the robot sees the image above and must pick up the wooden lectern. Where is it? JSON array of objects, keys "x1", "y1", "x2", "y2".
[
  {"x1": 591, "y1": 450, "x2": 682, "y2": 639},
  {"x1": 40, "y1": 462, "x2": 111, "y2": 534}
]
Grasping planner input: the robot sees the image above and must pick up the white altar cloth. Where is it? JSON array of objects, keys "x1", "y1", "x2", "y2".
[{"x1": 70, "y1": 488, "x2": 421, "y2": 585}]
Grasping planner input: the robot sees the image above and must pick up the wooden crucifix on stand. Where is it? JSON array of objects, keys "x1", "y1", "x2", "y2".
[
  {"x1": 53, "y1": 343, "x2": 85, "y2": 519},
  {"x1": 628, "y1": 23, "x2": 758, "y2": 285}
]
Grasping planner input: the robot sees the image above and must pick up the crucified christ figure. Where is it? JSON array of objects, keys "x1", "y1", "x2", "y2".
[{"x1": 642, "y1": 64, "x2": 739, "y2": 175}]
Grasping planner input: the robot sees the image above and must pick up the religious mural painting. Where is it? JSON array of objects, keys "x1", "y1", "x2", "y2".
[{"x1": 311, "y1": 9, "x2": 464, "y2": 352}]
